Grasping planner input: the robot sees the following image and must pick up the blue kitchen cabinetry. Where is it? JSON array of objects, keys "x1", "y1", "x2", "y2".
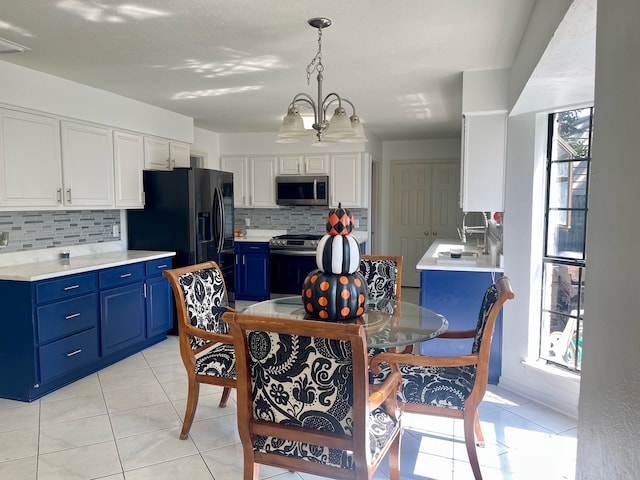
[
  {"x1": 420, "y1": 269, "x2": 503, "y2": 384},
  {"x1": 235, "y1": 242, "x2": 270, "y2": 301},
  {"x1": 0, "y1": 256, "x2": 172, "y2": 402}
]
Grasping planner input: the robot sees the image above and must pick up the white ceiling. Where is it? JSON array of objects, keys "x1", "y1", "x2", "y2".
[{"x1": 0, "y1": 1, "x2": 537, "y2": 141}]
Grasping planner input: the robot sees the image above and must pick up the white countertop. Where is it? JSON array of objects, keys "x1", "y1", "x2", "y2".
[
  {"x1": 0, "y1": 250, "x2": 176, "y2": 282},
  {"x1": 416, "y1": 239, "x2": 503, "y2": 273}
]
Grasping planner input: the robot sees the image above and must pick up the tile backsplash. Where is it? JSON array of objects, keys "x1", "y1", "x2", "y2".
[
  {"x1": 0, "y1": 210, "x2": 120, "y2": 254},
  {"x1": 234, "y1": 206, "x2": 368, "y2": 235}
]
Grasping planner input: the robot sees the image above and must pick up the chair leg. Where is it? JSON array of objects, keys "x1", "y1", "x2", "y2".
[
  {"x1": 474, "y1": 410, "x2": 485, "y2": 447},
  {"x1": 180, "y1": 379, "x2": 200, "y2": 440},
  {"x1": 464, "y1": 412, "x2": 483, "y2": 480},
  {"x1": 388, "y1": 429, "x2": 401, "y2": 480},
  {"x1": 219, "y1": 386, "x2": 232, "y2": 408}
]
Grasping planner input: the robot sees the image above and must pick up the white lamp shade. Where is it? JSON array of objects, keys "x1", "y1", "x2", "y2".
[
  {"x1": 322, "y1": 107, "x2": 356, "y2": 140},
  {"x1": 276, "y1": 107, "x2": 307, "y2": 142},
  {"x1": 339, "y1": 115, "x2": 367, "y2": 143}
]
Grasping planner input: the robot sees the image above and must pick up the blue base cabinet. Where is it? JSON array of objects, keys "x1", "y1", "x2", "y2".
[
  {"x1": 235, "y1": 242, "x2": 270, "y2": 301},
  {"x1": 0, "y1": 257, "x2": 172, "y2": 402},
  {"x1": 420, "y1": 269, "x2": 503, "y2": 384}
]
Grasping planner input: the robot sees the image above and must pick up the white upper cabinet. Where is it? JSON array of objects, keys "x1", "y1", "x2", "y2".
[
  {"x1": 113, "y1": 131, "x2": 144, "y2": 208},
  {"x1": 221, "y1": 156, "x2": 248, "y2": 207},
  {"x1": 248, "y1": 156, "x2": 277, "y2": 207},
  {"x1": 222, "y1": 155, "x2": 278, "y2": 208},
  {"x1": 278, "y1": 155, "x2": 328, "y2": 175},
  {"x1": 0, "y1": 108, "x2": 63, "y2": 208},
  {"x1": 60, "y1": 121, "x2": 115, "y2": 208},
  {"x1": 460, "y1": 113, "x2": 506, "y2": 212},
  {"x1": 329, "y1": 153, "x2": 362, "y2": 208},
  {"x1": 170, "y1": 142, "x2": 190, "y2": 168},
  {"x1": 144, "y1": 136, "x2": 170, "y2": 170}
]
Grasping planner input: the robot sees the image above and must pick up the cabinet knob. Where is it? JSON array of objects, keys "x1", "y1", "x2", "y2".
[{"x1": 66, "y1": 188, "x2": 72, "y2": 204}]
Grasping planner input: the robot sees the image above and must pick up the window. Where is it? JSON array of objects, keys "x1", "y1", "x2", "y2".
[{"x1": 540, "y1": 107, "x2": 592, "y2": 371}]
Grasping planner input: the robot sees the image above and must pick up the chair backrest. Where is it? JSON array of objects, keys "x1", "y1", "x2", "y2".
[
  {"x1": 163, "y1": 261, "x2": 230, "y2": 351},
  {"x1": 227, "y1": 312, "x2": 373, "y2": 477},
  {"x1": 359, "y1": 255, "x2": 403, "y2": 304},
  {"x1": 471, "y1": 276, "x2": 515, "y2": 385}
]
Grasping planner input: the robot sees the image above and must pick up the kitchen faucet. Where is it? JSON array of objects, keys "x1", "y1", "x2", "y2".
[{"x1": 460, "y1": 212, "x2": 489, "y2": 254}]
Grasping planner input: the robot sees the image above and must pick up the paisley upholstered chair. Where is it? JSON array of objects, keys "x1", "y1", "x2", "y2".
[
  {"x1": 163, "y1": 261, "x2": 236, "y2": 440},
  {"x1": 359, "y1": 255, "x2": 403, "y2": 311},
  {"x1": 370, "y1": 276, "x2": 514, "y2": 480},
  {"x1": 226, "y1": 311, "x2": 403, "y2": 480}
]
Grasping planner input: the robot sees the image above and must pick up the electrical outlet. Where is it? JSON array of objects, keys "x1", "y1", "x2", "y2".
[
  {"x1": 112, "y1": 225, "x2": 120, "y2": 238},
  {"x1": 0, "y1": 231, "x2": 8, "y2": 247},
  {"x1": 245, "y1": 218, "x2": 251, "y2": 227}
]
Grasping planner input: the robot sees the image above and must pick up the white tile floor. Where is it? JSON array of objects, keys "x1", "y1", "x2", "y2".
[{"x1": 0, "y1": 288, "x2": 578, "y2": 480}]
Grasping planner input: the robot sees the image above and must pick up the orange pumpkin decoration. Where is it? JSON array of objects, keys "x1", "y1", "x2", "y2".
[
  {"x1": 326, "y1": 202, "x2": 355, "y2": 235},
  {"x1": 302, "y1": 269, "x2": 367, "y2": 321}
]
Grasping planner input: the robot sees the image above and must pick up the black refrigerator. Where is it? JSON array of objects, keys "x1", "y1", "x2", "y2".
[{"x1": 127, "y1": 167, "x2": 235, "y2": 330}]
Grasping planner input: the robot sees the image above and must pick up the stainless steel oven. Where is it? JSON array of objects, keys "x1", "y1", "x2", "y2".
[{"x1": 269, "y1": 234, "x2": 322, "y2": 294}]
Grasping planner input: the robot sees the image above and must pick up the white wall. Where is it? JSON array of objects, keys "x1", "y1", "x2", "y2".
[
  {"x1": 576, "y1": 2, "x2": 640, "y2": 477},
  {"x1": 0, "y1": 60, "x2": 193, "y2": 142},
  {"x1": 192, "y1": 127, "x2": 221, "y2": 169}
]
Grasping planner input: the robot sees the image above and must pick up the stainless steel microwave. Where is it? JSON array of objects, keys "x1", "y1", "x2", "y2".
[{"x1": 276, "y1": 175, "x2": 329, "y2": 206}]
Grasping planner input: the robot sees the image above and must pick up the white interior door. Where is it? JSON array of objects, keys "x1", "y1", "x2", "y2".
[
  {"x1": 390, "y1": 161, "x2": 462, "y2": 287},
  {"x1": 390, "y1": 162, "x2": 432, "y2": 287}
]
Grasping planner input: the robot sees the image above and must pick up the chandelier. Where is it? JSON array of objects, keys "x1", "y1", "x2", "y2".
[{"x1": 276, "y1": 17, "x2": 367, "y2": 145}]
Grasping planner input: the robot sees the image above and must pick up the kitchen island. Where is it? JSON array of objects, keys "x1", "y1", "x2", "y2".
[
  {"x1": 0, "y1": 250, "x2": 175, "y2": 401},
  {"x1": 417, "y1": 239, "x2": 504, "y2": 383}
]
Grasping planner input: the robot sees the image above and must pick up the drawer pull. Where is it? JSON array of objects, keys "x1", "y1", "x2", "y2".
[
  {"x1": 65, "y1": 313, "x2": 81, "y2": 320},
  {"x1": 119, "y1": 273, "x2": 132, "y2": 278},
  {"x1": 66, "y1": 349, "x2": 82, "y2": 357},
  {"x1": 156, "y1": 264, "x2": 167, "y2": 269},
  {"x1": 63, "y1": 285, "x2": 80, "y2": 291}
]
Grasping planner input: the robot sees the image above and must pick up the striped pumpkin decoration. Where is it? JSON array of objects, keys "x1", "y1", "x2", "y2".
[
  {"x1": 315, "y1": 234, "x2": 360, "y2": 274},
  {"x1": 301, "y1": 269, "x2": 367, "y2": 321}
]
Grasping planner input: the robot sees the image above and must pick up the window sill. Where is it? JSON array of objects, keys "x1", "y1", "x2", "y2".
[{"x1": 521, "y1": 358, "x2": 581, "y2": 384}]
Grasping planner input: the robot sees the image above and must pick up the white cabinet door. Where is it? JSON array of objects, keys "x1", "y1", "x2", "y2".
[
  {"x1": 170, "y1": 142, "x2": 190, "y2": 168},
  {"x1": 60, "y1": 121, "x2": 114, "y2": 208},
  {"x1": 144, "y1": 136, "x2": 170, "y2": 170},
  {"x1": 460, "y1": 113, "x2": 506, "y2": 212},
  {"x1": 113, "y1": 131, "x2": 144, "y2": 208},
  {"x1": 329, "y1": 153, "x2": 361, "y2": 207},
  {"x1": 222, "y1": 156, "x2": 248, "y2": 207},
  {"x1": 304, "y1": 155, "x2": 329, "y2": 174},
  {"x1": 278, "y1": 155, "x2": 303, "y2": 175},
  {"x1": 249, "y1": 156, "x2": 277, "y2": 207},
  {"x1": 0, "y1": 108, "x2": 63, "y2": 208}
]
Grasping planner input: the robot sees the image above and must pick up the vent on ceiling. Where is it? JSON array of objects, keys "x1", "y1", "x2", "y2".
[{"x1": 0, "y1": 37, "x2": 30, "y2": 54}]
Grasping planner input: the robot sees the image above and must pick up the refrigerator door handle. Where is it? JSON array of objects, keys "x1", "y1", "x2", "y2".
[{"x1": 213, "y1": 186, "x2": 224, "y2": 252}]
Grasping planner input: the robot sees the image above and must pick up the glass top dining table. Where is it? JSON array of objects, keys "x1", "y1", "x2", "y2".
[{"x1": 241, "y1": 296, "x2": 449, "y2": 350}]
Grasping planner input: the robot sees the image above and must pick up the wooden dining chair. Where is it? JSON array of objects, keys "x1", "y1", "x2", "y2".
[
  {"x1": 225, "y1": 311, "x2": 403, "y2": 480},
  {"x1": 370, "y1": 276, "x2": 515, "y2": 480},
  {"x1": 163, "y1": 261, "x2": 237, "y2": 440}
]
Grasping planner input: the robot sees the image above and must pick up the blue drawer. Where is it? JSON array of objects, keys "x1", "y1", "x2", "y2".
[
  {"x1": 236, "y1": 242, "x2": 269, "y2": 254},
  {"x1": 36, "y1": 273, "x2": 98, "y2": 304},
  {"x1": 99, "y1": 263, "x2": 145, "y2": 289},
  {"x1": 39, "y1": 328, "x2": 99, "y2": 382},
  {"x1": 37, "y1": 293, "x2": 98, "y2": 344},
  {"x1": 145, "y1": 258, "x2": 172, "y2": 276}
]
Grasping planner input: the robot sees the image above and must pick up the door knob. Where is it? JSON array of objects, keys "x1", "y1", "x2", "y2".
[
  {"x1": 433, "y1": 231, "x2": 438, "y2": 236},
  {"x1": 424, "y1": 231, "x2": 429, "y2": 236}
]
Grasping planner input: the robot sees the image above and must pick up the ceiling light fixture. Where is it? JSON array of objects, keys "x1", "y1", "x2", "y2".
[
  {"x1": 276, "y1": 17, "x2": 366, "y2": 146},
  {"x1": 0, "y1": 37, "x2": 30, "y2": 54}
]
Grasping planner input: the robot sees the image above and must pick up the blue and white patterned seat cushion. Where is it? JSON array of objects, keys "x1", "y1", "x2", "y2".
[
  {"x1": 178, "y1": 267, "x2": 229, "y2": 350},
  {"x1": 247, "y1": 330, "x2": 399, "y2": 469},
  {"x1": 359, "y1": 259, "x2": 398, "y2": 304},
  {"x1": 194, "y1": 342, "x2": 236, "y2": 379}
]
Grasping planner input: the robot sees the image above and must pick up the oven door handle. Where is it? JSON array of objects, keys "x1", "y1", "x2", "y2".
[
  {"x1": 313, "y1": 179, "x2": 317, "y2": 201},
  {"x1": 270, "y1": 250, "x2": 317, "y2": 257}
]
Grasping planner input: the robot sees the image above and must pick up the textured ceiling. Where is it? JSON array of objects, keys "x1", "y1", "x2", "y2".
[{"x1": 0, "y1": 1, "x2": 536, "y2": 140}]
